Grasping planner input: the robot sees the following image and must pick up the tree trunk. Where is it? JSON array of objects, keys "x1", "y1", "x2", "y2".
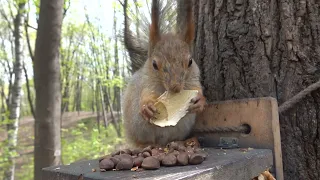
[
  {"x1": 91, "y1": 83, "x2": 95, "y2": 113},
  {"x1": 95, "y1": 83, "x2": 101, "y2": 132},
  {"x1": 0, "y1": 80, "x2": 5, "y2": 121},
  {"x1": 33, "y1": 0, "x2": 63, "y2": 179},
  {"x1": 193, "y1": 0, "x2": 320, "y2": 179},
  {"x1": 61, "y1": 77, "x2": 70, "y2": 113},
  {"x1": 121, "y1": 50, "x2": 127, "y2": 96},
  {"x1": 4, "y1": 3, "x2": 25, "y2": 180},
  {"x1": 113, "y1": 8, "x2": 121, "y2": 112},
  {"x1": 72, "y1": 74, "x2": 82, "y2": 114},
  {"x1": 72, "y1": 76, "x2": 79, "y2": 112},
  {"x1": 61, "y1": 34, "x2": 78, "y2": 114},
  {"x1": 98, "y1": 82, "x2": 108, "y2": 128},
  {"x1": 76, "y1": 75, "x2": 82, "y2": 113},
  {"x1": 23, "y1": 62, "x2": 35, "y2": 118},
  {"x1": 104, "y1": 87, "x2": 121, "y2": 137}
]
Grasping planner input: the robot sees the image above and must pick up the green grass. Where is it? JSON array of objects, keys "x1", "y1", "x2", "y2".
[{"x1": 1, "y1": 117, "x2": 124, "y2": 180}]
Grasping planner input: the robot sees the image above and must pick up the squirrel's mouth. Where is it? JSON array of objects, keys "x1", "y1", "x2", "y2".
[{"x1": 169, "y1": 84, "x2": 182, "y2": 93}]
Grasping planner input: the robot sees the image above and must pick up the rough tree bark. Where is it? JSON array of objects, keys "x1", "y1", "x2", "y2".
[
  {"x1": 33, "y1": 0, "x2": 63, "y2": 179},
  {"x1": 193, "y1": 0, "x2": 320, "y2": 179},
  {"x1": 4, "y1": 2, "x2": 25, "y2": 180}
]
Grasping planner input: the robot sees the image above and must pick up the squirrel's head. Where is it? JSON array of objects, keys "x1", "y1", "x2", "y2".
[{"x1": 147, "y1": 0, "x2": 195, "y2": 94}]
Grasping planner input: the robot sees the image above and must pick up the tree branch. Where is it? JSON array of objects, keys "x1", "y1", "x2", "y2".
[
  {"x1": 63, "y1": 0, "x2": 71, "y2": 18},
  {"x1": 26, "y1": 24, "x2": 38, "y2": 30},
  {"x1": 0, "y1": 81, "x2": 7, "y2": 113},
  {"x1": 0, "y1": 8, "x2": 13, "y2": 32},
  {"x1": 117, "y1": 0, "x2": 124, "y2": 7},
  {"x1": 7, "y1": 0, "x2": 15, "y2": 24},
  {"x1": 4, "y1": 55, "x2": 13, "y2": 108},
  {"x1": 24, "y1": 20, "x2": 35, "y2": 61}
]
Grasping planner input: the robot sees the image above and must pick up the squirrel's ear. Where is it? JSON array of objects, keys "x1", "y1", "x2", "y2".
[
  {"x1": 183, "y1": 0, "x2": 194, "y2": 45},
  {"x1": 149, "y1": 0, "x2": 160, "y2": 49}
]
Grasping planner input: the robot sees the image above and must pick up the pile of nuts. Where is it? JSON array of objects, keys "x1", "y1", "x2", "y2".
[{"x1": 99, "y1": 140, "x2": 207, "y2": 171}]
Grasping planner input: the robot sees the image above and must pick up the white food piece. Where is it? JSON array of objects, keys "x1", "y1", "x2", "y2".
[{"x1": 150, "y1": 90, "x2": 198, "y2": 127}]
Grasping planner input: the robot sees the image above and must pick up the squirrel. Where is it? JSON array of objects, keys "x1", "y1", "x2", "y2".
[{"x1": 122, "y1": 0, "x2": 206, "y2": 148}]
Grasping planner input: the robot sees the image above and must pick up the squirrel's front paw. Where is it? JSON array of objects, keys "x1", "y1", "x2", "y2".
[
  {"x1": 188, "y1": 93, "x2": 206, "y2": 113},
  {"x1": 140, "y1": 101, "x2": 157, "y2": 121}
]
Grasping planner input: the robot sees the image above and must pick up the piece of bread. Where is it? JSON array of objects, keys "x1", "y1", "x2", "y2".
[{"x1": 150, "y1": 90, "x2": 198, "y2": 127}]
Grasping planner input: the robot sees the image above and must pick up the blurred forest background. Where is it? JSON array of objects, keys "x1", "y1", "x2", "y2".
[{"x1": 0, "y1": 0, "x2": 148, "y2": 179}]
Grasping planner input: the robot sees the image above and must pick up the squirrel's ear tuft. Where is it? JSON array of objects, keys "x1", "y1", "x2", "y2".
[
  {"x1": 184, "y1": 0, "x2": 194, "y2": 45},
  {"x1": 149, "y1": 0, "x2": 160, "y2": 49}
]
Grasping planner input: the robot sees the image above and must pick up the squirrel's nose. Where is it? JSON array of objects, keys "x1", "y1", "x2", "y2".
[{"x1": 170, "y1": 84, "x2": 182, "y2": 93}]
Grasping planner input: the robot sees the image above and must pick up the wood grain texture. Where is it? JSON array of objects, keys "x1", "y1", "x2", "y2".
[{"x1": 193, "y1": 97, "x2": 283, "y2": 180}]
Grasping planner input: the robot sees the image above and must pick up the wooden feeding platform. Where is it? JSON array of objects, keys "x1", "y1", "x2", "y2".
[{"x1": 43, "y1": 97, "x2": 283, "y2": 180}]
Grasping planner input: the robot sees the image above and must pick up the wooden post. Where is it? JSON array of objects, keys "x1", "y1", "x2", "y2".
[{"x1": 193, "y1": 97, "x2": 284, "y2": 180}]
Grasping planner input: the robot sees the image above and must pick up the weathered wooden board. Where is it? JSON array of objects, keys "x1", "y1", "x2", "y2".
[
  {"x1": 193, "y1": 97, "x2": 283, "y2": 180},
  {"x1": 42, "y1": 148, "x2": 273, "y2": 180}
]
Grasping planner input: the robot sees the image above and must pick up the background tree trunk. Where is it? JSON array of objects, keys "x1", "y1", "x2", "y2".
[
  {"x1": 23, "y1": 62, "x2": 36, "y2": 118},
  {"x1": 0, "y1": 80, "x2": 5, "y2": 121},
  {"x1": 73, "y1": 74, "x2": 82, "y2": 114},
  {"x1": 33, "y1": 0, "x2": 63, "y2": 179},
  {"x1": 98, "y1": 81, "x2": 108, "y2": 128},
  {"x1": 113, "y1": 7, "x2": 121, "y2": 112},
  {"x1": 193, "y1": 0, "x2": 320, "y2": 179},
  {"x1": 95, "y1": 83, "x2": 101, "y2": 131},
  {"x1": 4, "y1": 2, "x2": 25, "y2": 180}
]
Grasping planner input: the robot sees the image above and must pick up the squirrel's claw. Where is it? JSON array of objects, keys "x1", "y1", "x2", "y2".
[
  {"x1": 144, "y1": 105, "x2": 154, "y2": 117},
  {"x1": 190, "y1": 96, "x2": 200, "y2": 104},
  {"x1": 188, "y1": 103, "x2": 203, "y2": 113},
  {"x1": 140, "y1": 103, "x2": 157, "y2": 121},
  {"x1": 188, "y1": 93, "x2": 206, "y2": 113},
  {"x1": 141, "y1": 112, "x2": 149, "y2": 121}
]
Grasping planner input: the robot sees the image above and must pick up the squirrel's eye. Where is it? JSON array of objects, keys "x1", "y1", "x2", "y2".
[
  {"x1": 188, "y1": 58, "x2": 193, "y2": 67},
  {"x1": 152, "y1": 60, "x2": 158, "y2": 70}
]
